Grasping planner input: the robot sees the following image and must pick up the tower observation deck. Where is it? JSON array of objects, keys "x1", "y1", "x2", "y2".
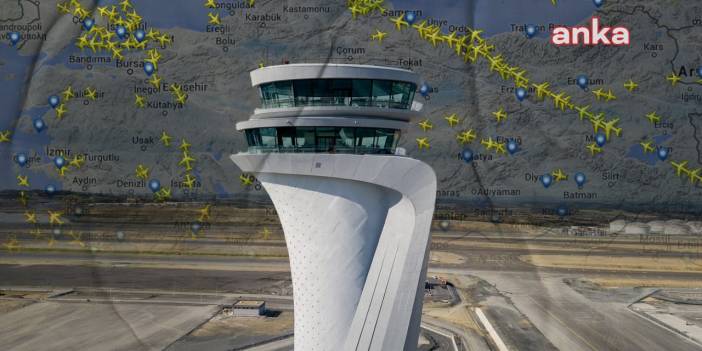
[{"x1": 231, "y1": 63, "x2": 437, "y2": 351}]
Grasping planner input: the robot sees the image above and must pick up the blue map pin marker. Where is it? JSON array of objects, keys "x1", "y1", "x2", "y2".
[
  {"x1": 575, "y1": 172, "x2": 586, "y2": 188},
  {"x1": 54, "y1": 156, "x2": 66, "y2": 169},
  {"x1": 16, "y1": 153, "x2": 28, "y2": 167},
  {"x1": 541, "y1": 174, "x2": 553, "y2": 188},
  {"x1": 461, "y1": 148, "x2": 474, "y2": 163},
  {"x1": 9, "y1": 32, "x2": 20, "y2": 46},
  {"x1": 515, "y1": 87, "x2": 527, "y2": 101},
  {"x1": 576, "y1": 75, "x2": 588, "y2": 90},
  {"x1": 557, "y1": 206, "x2": 568, "y2": 217},
  {"x1": 525, "y1": 24, "x2": 538, "y2": 38},
  {"x1": 144, "y1": 62, "x2": 155, "y2": 76},
  {"x1": 48, "y1": 95, "x2": 60, "y2": 108},
  {"x1": 116, "y1": 25, "x2": 127, "y2": 39},
  {"x1": 148, "y1": 179, "x2": 161, "y2": 192},
  {"x1": 657, "y1": 147, "x2": 669, "y2": 161},
  {"x1": 419, "y1": 83, "x2": 431, "y2": 97},
  {"x1": 507, "y1": 140, "x2": 519, "y2": 154},
  {"x1": 33, "y1": 118, "x2": 45, "y2": 132},
  {"x1": 697, "y1": 66, "x2": 702, "y2": 78},
  {"x1": 45, "y1": 184, "x2": 56, "y2": 196},
  {"x1": 404, "y1": 12, "x2": 417, "y2": 25},
  {"x1": 135, "y1": 29, "x2": 146, "y2": 42},
  {"x1": 593, "y1": 0, "x2": 604, "y2": 7},
  {"x1": 191, "y1": 222, "x2": 202, "y2": 234},
  {"x1": 83, "y1": 18, "x2": 94, "y2": 31},
  {"x1": 595, "y1": 132, "x2": 607, "y2": 147}
]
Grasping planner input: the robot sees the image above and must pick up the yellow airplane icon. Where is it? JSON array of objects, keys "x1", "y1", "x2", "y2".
[
  {"x1": 602, "y1": 118, "x2": 622, "y2": 139},
  {"x1": 551, "y1": 0, "x2": 558, "y2": 6},
  {"x1": 135, "y1": 94, "x2": 145, "y2": 108},
  {"x1": 469, "y1": 28, "x2": 484, "y2": 44},
  {"x1": 666, "y1": 73, "x2": 682, "y2": 86},
  {"x1": 604, "y1": 89, "x2": 617, "y2": 102},
  {"x1": 204, "y1": 0, "x2": 216, "y2": 9},
  {"x1": 179, "y1": 152, "x2": 196, "y2": 171},
  {"x1": 96, "y1": 6, "x2": 109, "y2": 17},
  {"x1": 645, "y1": 112, "x2": 661, "y2": 124},
  {"x1": 586, "y1": 143, "x2": 603, "y2": 156},
  {"x1": 198, "y1": 204, "x2": 211, "y2": 222},
  {"x1": 17, "y1": 175, "x2": 29, "y2": 187},
  {"x1": 48, "y1": 211, "x2": 64, "y2": 226},
  {"x1": 551, "y1": 169, "x2": 568, "y2": 182},
  {"x1": 135, "y1": 164, "x2": 150, "y2": 180},
  {"x1": 687, "y1": 168, "x2": 702, "y2": 184},
  {"x1": 155, "y1": 187, "x2": 172, "y2": 201},
  {"x1": 390, "y1": 14, "x2": 409, "y2": 31},
  {"x1": 18, "y1": 191, "x2": 28, "y2": 206},
  {"x1": 671, "y1": 160, "x2": 689, "y2": 177},
  {"x1": 371, "y1": 30, "x2": 388, "y2": 43},
  {"x1": 416, "y1": 137, "x2": 430, "y2": 150},
  {"x1": 575, "y1": 105, "x2": 592, "y2": 120},
  {"x1": 55, "y1": 104, "x2": 67, "y2": 120},
  {"x1": 149, "y1": 74, "x2": 162, "y2": 90},
  {"x1": 146, "y1": 28, "x2": 160, "y2": 41},
  {"x1": 481, "y1": 137, "x2": 497, "y2": 151},
  {"x1": 3, "y1": 235, "x2": 20, "y2": 252},
  {"x1": 179, "y1": 139, "x2": 192, "y2": 152},
  {"x1": 492, "y1": 107, "x2": 507, "y2": 123},
  {"x1": 463, "y1": 47, "x2": 478, "y2": 63},
  {"x1": 208, "y1": 12, "x2": 221, "y2": 25},
  {"x1": 456, "y1": 129, "x2": 477, "y2": 144},
  {"x1": 184, "y1": 174, "x2": 197, "y2": 189},
  {"x1": 412, "y1": 20, "x2": 430, "y2": 38},
  {"x1": 624, "y1": 79, "x2": 638, "y2": 92},
  {"x1": 69, "y1": 155, "x2": 85, "y2": 168},
  {"x1": 240, "y1": 174, "x2": 254, "y2": 186},
  {"x1": 57, "y1": 2, "x2": 70, "y2": 14},
  {"x1": 640, "y1": 141, "x2": 655, "y2": 154},
  {"x1": 24, "y1": 211, "x2": 37, "y2": 224},
  {"x1": 0, "y1": 130, "x2": 11, "y2": 143},
  {"x1": 84, "y1": 87, "x2": 97, "y2": 100},
  {"x1": 120, "y1": 0, "x2": 132, "y2": 12},
  {"x1": 157, "y1": 34, "x2": 172, "y2": 47},
  {"x1": 58, "y1": 166, "x2": 69, "y2": 177},
  {"x1": 160, "y1": 131, "x2": 172, "y2": 146},
  {"x1": 111, "y1": 47, "x2": 124, "y2": 61},
  {"x1": 532, "y1": 82, "x2": 551, "y2": 100},
  {"x1": 445, "y1": 113, "x2": 460, "y2": 127},
  {"x1": 590, "y1": 117, "x2": 606, "y2": 134},
  {"x1": 592, "y1": 88, "x2": 607, "y2": 101},
  {"x1": 62, "y1": 86, "x2": 75, "y2": 101},
  {"x1": 552, "y1": 92, "x2": 571, "y2": 111},
  {"x1": 494, "y1": 142, "x2": 507, "y2": 154},
  {"x1": 418, "y1": 119, "x2": 433, "y2": 132},
  {"x1": 175, "y1": 92, "x2": 188, "y2": 105},
  {"x1": 443, "y1": 31, "x2": 459, "y2": 48},
  {"x1": 426, "y1": 30, "x2": 445, "y2": 47},
  {"x1": 348, "y1": 4, "x2": 363, "y2": 19}
]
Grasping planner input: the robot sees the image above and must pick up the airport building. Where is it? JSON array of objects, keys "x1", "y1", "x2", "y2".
[{"x1": 231, "y1": 63, "x2": 437, "y2": 351}]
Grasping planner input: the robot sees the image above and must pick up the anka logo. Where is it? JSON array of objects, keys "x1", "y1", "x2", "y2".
[{"x1": 551, "y1": 17, "x2": 630, "y2": 46}]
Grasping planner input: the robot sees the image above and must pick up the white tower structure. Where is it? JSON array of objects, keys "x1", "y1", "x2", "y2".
[{"x1": 230, "y1": 64, "x2": 437, "y2": 351}]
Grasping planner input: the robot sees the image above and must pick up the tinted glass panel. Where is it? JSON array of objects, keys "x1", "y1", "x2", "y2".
[
  {"x1": 243, "y1": 127, "x2": 401, "y2": 155},
  {"x1": 259, "y1": 79, "x2": 416, "y2": 109}
]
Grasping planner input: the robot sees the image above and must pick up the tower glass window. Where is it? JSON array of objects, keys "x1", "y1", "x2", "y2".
[
  {"x1": 259, "y1": 79, "x2": 416, "y2": 109},
  {"x1": 244, "y1": 127, "x2": 400, "y2": 155}
]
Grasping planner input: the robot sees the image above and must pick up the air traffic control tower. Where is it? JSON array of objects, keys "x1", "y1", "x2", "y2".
[{"x1": 230, "y1": 63, "x2": 437, "y2": 351}]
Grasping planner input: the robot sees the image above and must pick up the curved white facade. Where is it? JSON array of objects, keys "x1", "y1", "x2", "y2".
[
  {"x1": 231, "y1": 64, "x2": 437, "y2": 351},
  {"x1": 231, "y1": 154, "x2": 436, "y2": 350}
]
